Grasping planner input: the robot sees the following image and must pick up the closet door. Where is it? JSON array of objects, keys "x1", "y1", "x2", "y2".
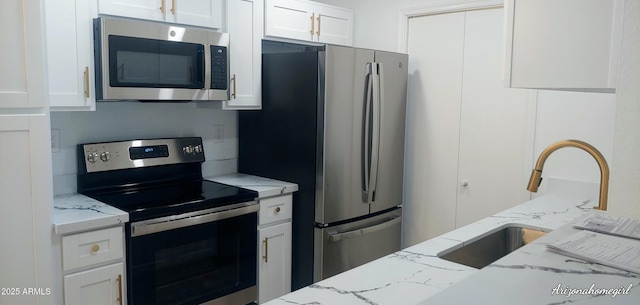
[
  {"x1": 404, "y1": 12, "x2": 465, "y2": 246},
  {"x1": 404, "y1": 7, "x2": 534, "y2": 246},
  {"x1": 455, "y1": 8, "x2": 534, "y2": 227}
]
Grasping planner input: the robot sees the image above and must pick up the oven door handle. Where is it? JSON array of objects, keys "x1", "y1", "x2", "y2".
[{"x1": 131, "y1": 203, "x2": 259, "y2": 237}]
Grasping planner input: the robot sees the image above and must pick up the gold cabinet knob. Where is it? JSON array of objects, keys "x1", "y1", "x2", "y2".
[
  {"x1": 91, "y1": 244, "x2": 100, "y2": 253},
  {"x1": 275, "y1": 207, "x2": 281, "y2": 213}
]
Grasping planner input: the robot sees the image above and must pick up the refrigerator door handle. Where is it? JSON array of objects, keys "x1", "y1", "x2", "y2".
[
  {"x1": 328, "y1": 216, "x2": 401, "y2": 242},
  {"x1": 362, "y1": 63, "x2": 374, "y2": 203},
  {"x1": 369, "y1": 62, "x2": 382, "y2": 203}
]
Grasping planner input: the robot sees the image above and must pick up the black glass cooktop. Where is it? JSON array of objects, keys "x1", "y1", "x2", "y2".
[{"x1": 82, "y1": 180, "x2": 258, "y2": 221}]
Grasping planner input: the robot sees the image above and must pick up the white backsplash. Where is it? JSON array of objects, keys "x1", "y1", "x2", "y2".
[{"x1": 50, "y1": 102, "x2": 238, "y2": 195}]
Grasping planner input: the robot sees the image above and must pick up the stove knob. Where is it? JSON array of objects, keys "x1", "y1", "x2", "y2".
[
  {"x1": 86, "y1": 152, "x2": 99, "y2": 163},
  {"x1": 100, "y1": 151, "x2": 111, "y2": 162},
  {"x1": 183, "y1": 146, "x2": 193, "y2": 154},
  {"x1": 194, "y1": 144, "x2": 202, "y2": 153}
]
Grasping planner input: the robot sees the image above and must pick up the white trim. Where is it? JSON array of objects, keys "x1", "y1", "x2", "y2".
[{"x1": 397, "y1": 0, "x2": 503, "y2": 53}]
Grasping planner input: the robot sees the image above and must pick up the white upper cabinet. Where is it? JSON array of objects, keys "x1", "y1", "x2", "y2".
[
  {"x1": 172, "y1": 0, "x2": 223, "y2": 29},
  {"x1": 504, "y1": 0, "x2": 623, "y2": 91},
  {"x1": 224, "y1": 0, "x2": 263, "y2": 109},
  {"x1": 0, "y1": 0, "x2": 46, "y2": 109},
  {"x1": 98, "y1": 0, "x2": 223, "y2": 29},
  {"x1": 313, "y1": 3, "x2": 353, "y2": 45},
  {"x1": 265, "y1": 0, "x2": 353, "y2": 46},
  {"x1": 45, "y1": 0, "x2": 97, "y2": 111}
]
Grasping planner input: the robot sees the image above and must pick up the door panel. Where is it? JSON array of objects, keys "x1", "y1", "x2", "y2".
[
  {"x1": 370, "y1": 50, "x2": 408, "y2": 214},
  {"x1": 456, "y1": 8, "x2": 534, "y2": 226},
  {"x1": 404, "y1": 12, "x2": 465, "y2": 246},
  {"x1": 318, "y1": 45, "x2": 374, "y2": 224}
]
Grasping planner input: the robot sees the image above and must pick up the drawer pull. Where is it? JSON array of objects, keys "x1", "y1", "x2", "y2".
[
  {"x1": 262, "y1": 238, "x2": 269, "y2": 263},
  {"x1": 275, "y1": 207, "x2": 281, "y2": 213},
  {"x1": 91, "y1": 244, "x2": 100, "y2": 253},
  {"x1": 116, "y1": 274, "x2": 123, "y2": 305}
]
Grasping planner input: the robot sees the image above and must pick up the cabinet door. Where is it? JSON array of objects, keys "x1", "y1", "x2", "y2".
[
  {"x1": 264, "y1": 0, "x2": 315, "y2": 42},
  {"x1": 0, "y1": 115, "x2": 54, "y2": 304},
  {"x1": 97, "y1": 0, "x2": 164, "y2": 21},
  {"x1": 258, "y1": 222, "x2": 292, "y2": 304},
  {"x1": 0, "y1": 0, "x2": 46, "y2": 108},
  {"x1": 504, "y1": 0, "x2": 623, "y2": 90},
  {"x1": 173, "y1": 0, "x2": 223, "y2": 28},
  {"x1": 313, "y1": 4, "x2": 353, "y2": 46},
  {"x1": 0, "y1": 2, "x2": 53, "y2": 304},
  {"x1": 45, "y1": 0, "x2": 97, "y2": 111},
  {"x1": 224, "y1": 0, "x2": 262, "y2": 109},
  {"x1": 64, "y1": 263, "x2": 125, "y2": 305}
]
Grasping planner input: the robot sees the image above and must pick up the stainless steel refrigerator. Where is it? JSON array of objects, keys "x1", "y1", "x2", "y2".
[{"x1": 239, "y1": 42, "x2": 407, "y2": 289}]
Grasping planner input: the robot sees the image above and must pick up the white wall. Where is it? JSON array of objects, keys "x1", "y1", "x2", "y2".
[
  {"x1": 609, "y1": 0, "x2": 640, "y2": 218},
  {"x1": 50, "y1": 103, "x2": 238, "y2": 195}
]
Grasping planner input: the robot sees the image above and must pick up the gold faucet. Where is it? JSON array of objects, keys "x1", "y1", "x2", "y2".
[{"x1": 527, "y1": 140, "x2": 609, "y2": 211}]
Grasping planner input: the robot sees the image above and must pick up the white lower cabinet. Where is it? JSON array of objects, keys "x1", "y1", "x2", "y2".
[
  {"x1": 64, "y1": 263, "x2": 125, "y2": 305},
  {"x1": 257, "y1": 194, "x2": 292, "y2": 304},
  {"x1": 61, "y1": 226, "x2": 126, "y2": 305}
]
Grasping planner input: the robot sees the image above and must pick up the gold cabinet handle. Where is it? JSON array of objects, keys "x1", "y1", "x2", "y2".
[
  {"x1": 91, "y1": 244, "x2": 100, "y2": 253},
  {"x1": 170, "y1": 0, "x2": 175, "y2": 15},
  {"x1": 310, "y1": 13, "x2": 315, "y2": 36},
  {"x1": 83, "y1": 66, "x2": 90, "y2": 98},
  {"x1": 262, "y1": 238, "x2": 269, "y2": 263},
  {"x1": 116, "y1": 275, "x2": 123, "y2": 305},
  {"x1": 231, "y1": 74, "x2": 237, "y2": 99},
  {"x1": 316, "y1": 15, "x2": 321, "y2": 37},
  {"x1": 159, "y1": 0, "x2": 165, "y2": 13}
]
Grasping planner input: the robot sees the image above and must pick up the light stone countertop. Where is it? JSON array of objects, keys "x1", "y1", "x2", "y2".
[
  {"x1": 52, "y1": 173, "x2": 296, "y2": 235},
  {"x1": 52, "y1": 193, "x2": 129, "y2": 235},
  {"x1": 207, "y1": 173, "x2": 299, "y2": 198},
  {"x1": 263, "y1": 194, "x2": 640, "y2": 305}
]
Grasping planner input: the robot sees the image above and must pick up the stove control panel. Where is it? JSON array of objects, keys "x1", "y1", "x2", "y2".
[{"x1": 79, "y1": 137, "x2": 205, "y2": 173}]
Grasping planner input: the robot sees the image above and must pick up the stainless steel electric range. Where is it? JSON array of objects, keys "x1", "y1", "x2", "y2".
[{"x1": 77, "y1": 137, "x2": 258, "y2": 305}]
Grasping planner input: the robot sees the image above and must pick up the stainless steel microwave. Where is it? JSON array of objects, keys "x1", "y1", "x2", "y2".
[{"x1": 93, "y1": 17, "x2": 229, "y2": 101}]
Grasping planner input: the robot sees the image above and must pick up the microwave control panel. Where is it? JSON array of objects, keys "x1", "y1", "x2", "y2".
[{"x1": 210, "y1": 46, "x2": 228, "y2": 90}]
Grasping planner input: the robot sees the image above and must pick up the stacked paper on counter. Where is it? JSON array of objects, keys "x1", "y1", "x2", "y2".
[
  {"x1": 573, "y1": 212, "x2": 640, "y2": 240},
  {"x1": 548, "y1": 230, "x2": 640, "y2": 274}
]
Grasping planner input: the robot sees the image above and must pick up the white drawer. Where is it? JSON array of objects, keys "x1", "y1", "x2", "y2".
[
  {"x1": 259, "y1": 194, "x2": 292, "y2": 226},
  {"x1": 62, "y1": 226, "x2": 123, "y2": 272}
]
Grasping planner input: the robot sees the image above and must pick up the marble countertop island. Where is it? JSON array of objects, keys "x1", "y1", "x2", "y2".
[{"x1": 264, "y1": 194, "x2": 640, "y2": 305}]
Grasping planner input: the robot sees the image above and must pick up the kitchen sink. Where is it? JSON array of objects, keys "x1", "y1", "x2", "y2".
[{"x1": 438, "y1": 225, "x2": 548, "y2": 269}]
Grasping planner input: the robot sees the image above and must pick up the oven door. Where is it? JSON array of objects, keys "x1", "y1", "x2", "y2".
[{"x1": 127, "y1": 205, "x2": 258, "y2": 305}]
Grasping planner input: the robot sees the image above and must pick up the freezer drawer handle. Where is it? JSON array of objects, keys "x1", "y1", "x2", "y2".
[{"x1": 328, "y1": 216, "x2": 400, "y2": 242}]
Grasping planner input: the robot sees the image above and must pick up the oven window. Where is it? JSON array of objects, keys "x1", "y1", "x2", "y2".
[
  {"x1": 128, "y1": 212, "x2": 257, "y2": 305},
  {"x1": 108, "y1": 35, "x2": 205, "y2": 89}
]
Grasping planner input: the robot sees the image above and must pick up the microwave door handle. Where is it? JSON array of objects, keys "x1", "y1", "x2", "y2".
[
  {"x1": 362, "y1": 63, "x2": 373, "y2": 203},
  {"x1": 197, "y1": 49, "x2": 205, "y2": 88}
]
